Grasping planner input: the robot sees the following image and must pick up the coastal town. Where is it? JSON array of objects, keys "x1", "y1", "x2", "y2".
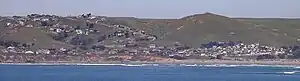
[{"x1": 0, "y1": 13, "x2": 300, "y2": 63}]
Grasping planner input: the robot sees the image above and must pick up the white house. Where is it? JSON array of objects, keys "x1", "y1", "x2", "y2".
[
  {"x1": 33, "y1": 18, "x2": 41, "y2": 21},
  {"x1": 56, "y1": 28, "x2": 62, "y2": 33},
  {"x1": 75, "y1": 30, "x2": 83, "y2": 34},
  {"x1": 7, "y1": 46, "x2": 15, "y2": 50},
  {"x1": 41, "y1": 18, "x2": 49, "y2": 21},
  {"x1": 6, "y1": 23, "x2": 11, "y2": 26},
  {"x1": 25, "y1": 51, "x2": 34, "y2": 54}
]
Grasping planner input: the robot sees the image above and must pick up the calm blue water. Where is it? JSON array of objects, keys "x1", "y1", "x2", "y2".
[{"x1": 1, "y1": 64, "x2": 300, "y2": 81}]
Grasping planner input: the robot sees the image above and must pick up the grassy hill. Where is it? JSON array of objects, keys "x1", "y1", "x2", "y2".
[
  {"x1": 235, "y1": 18, "x2": 300, "y2": 41},
  {"x1": 1, "y1": 13, "x2": 300, "y2": 49},
  {"x1": 0, "y1": 27, "x2": 73, "y2": 50},
  {"x1": 120, "y1": 13, "x2": 300, "y2": 47}
]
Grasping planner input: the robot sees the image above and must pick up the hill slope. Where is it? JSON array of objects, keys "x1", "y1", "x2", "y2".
[
  {"x1": 1, "y1": 13, "x2": 299, "y2": 49},
  {"x1": 121, "y1": 13, "x2": 298, "y2": 47}
]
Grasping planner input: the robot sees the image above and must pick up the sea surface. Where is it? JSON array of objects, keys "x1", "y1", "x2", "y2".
[{"x1": 1, "y1": 64, "x2": 300, "y2": 81}]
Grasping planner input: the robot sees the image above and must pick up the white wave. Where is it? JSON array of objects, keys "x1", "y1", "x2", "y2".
[
  {"x1": 217, "y1": 64, "x2": 237, "y2": 67},
  {"x1": 203, "y1": 64, "x2": 218, "y2": 67},
  {"x1": 282, "y1": 71, "x2": 296, "y2": 74},
  {"x1": 243, "y1": 71, "x2": 299, "y2": 75},
  {"x1": 201, "y1": 64, "x2": 300, "y2": 68},
  {"x1": 278, "y1": 71, "x2": 299, "y2": 74},
  {"x1": 122, "y1": 64, "x2": 148, "y2": 67},
  {"x1": 199, "y1": 64, "x2": 238, "y2": 67},
  {"x1": 152, "y1": 64, "x2": 159, "y2": 66},
  {"x1": 185, "y1": 64, "x2": 198, "y2": 67},
  {"x1": 76, "y1": 64, "x2": 126, "y2": 66},
  {"x1": 244, "y1": 64, "x2": 269, "y2": 67},
  {"x1": 195, "y1": 64, "x2": 300, "y2": 68},
  {"x1": 0, "y1": 63, "x2": 60, "y2": 65},
  {"x1": 1, "y1": 63, "x2": 300, "y2": 68},
  {"x1": 179, "y1": 64, "x2": 198, "y2": 67}
]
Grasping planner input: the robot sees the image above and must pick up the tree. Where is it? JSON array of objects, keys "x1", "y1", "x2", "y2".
[
  {"x1": 92, "y1": 45, "x2": 106, "y2": 50},
  {"x1": 0, "y1": 41, "x2": 4, "y2": 46},
  {"x1": 88, "y1": 23, "x2": 94, "y2": 28},
  {"x1": 97, "y1": 36, "x2": 106, "y2": 42},
  {"x1": 4, "y1": 41, "x2": 20, "y2": 47},
  {"x1": 22, "y1": 43, "x2": 29, "y2": 48},
  {"x1": 70, "y1": 35, "x2": 93, "y2": 46},
  {"x1": 216, "y1": 54, "x2": 224, "y2": 59},
  {"x1": 52, "y1": 32, "x2": 68, "y2": 41},
  {"x1": 124, "y1": 33, "x2": 130, "y2": 38},
  {"x1": 292, "y1": 49, "x2": 300, "y2": 58},
  {"x1": 79, "y1": 46, "x2": 89, "y2": 50},
  {"x1": 208, "y1": 56, "x2": 216, "y2": 59},
  {"x1": 87, "y1": 13, "x2": 92, "y2": 17},
  {"x1": 75, "y1": 25, "x2": 81, "y2": 30},
  {"x1": 169, "y1": 55, "x2": 186, "y2": 60},
  {"x1": 256, "y1": 54, "x2": 276, "y2": 60},
  {"x1": 40, "y1": 21, "x2": 48, "y2": 26},
  {"x1": 81, "y1": 14, "x2": 87, "y2": 18},
  {"x1": 25, "y1": 60, "x2": 36, "y2": 63},
  {"x1": 278, "y1": 54, "x2": 287, "y2": 59}
]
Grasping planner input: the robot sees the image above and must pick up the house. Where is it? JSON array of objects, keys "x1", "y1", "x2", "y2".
[
  {"x1": 75, "y1": 30, "x2": 83, "y2": 34},
  {"x1": 149, "y1": 44, "x2": 156, "y2": 48},
  {"x1": 41, "y1": 18, "x2": 49, "y2": 21},
  {"x1": 89, "y1": 16, "x2": 96, "y2": 19},
  {"x1": 18, "y1": 21, "x2": 25, "y2": 26},
  {"x1": 33, "y1": 18, "x2": 40, "y2": 21},
  {"x1": 100, "y1": 18, "x2": 106, "y2": 21},
  {"x1": 26, "y1": 25, "x2": 33, "y2": 27},
  {"x1": 25, "y1": 51, "x2": 34, "y2": 54},
  {"x1": 60, "y1": 48, "x2": 67, "y2": 52},
  {"x1": 36, "y1": 49, "x2": 50, "y2": 54},
  {"x1": 6, "y1": 23, "x2": 11, "y2": 26},
  {"x1": 7, "y1": 46, "x2": 15, "y2": 50},
  {"x1": 56, "y1": 28, "x2": 62, "y2": 33}
]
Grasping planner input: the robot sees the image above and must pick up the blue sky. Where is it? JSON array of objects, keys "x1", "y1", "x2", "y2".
[{"x1": 0, "y1": 0, "x2": 299, "y2": 18}]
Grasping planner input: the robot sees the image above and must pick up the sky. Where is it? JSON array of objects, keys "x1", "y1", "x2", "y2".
[{"x1": 0, "y1": 0, "x2": 299, "y2": 18}]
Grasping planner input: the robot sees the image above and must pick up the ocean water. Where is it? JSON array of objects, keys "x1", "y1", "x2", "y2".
[{"x1": 0, "y1": 64, "x2": 300, "y2": 81}]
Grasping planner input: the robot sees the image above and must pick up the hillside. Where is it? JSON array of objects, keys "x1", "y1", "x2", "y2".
[
  {"x1": 1, "y1": 13, "x2": 300, "y2": 50},
  {"x1": 235, "y1": 18, "x2": 300, "y2": 42},
  {"x1": 121, "y1": 13, "x2": 299, "y2": 47},
  {"x1": 2, "y1": 13, "x2": 300, "y2": 62},
  {"x1": 0, "y1": 27, "x2": 73, "y2": 50}
]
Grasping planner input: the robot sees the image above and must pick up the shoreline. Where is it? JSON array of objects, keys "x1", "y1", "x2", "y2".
[
  {"x1": 1, "y1": 60, "x2": 300, "y2": 67},
  {"x1": 1, "y1": 63, "x2": 300, "y2": 68}
]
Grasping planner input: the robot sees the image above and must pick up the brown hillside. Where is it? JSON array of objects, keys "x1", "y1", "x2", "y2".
[
  {"x1": 1, "y1": 27, "x2": 73, "y2": 50},
  {"x1": 1, "y1": 13, "x2": 299, "y2": 49},
  {"x1": 136, "y1": 13, "x2": 297, "y2": 47}
]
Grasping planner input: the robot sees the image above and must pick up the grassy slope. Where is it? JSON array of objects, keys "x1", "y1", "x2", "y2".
[
  {"x1": 235, "y1": 18, "x2": 300, "y2": 45},
  {"x1": 121, "y1": 13, "x2": 299, "y2": 47},
  {"x1": 1, "y1": 14, "x2": 300, "y2": 49},
  {"x1": 1, "y1": 27, "x2": 73, "y2": 50}
]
